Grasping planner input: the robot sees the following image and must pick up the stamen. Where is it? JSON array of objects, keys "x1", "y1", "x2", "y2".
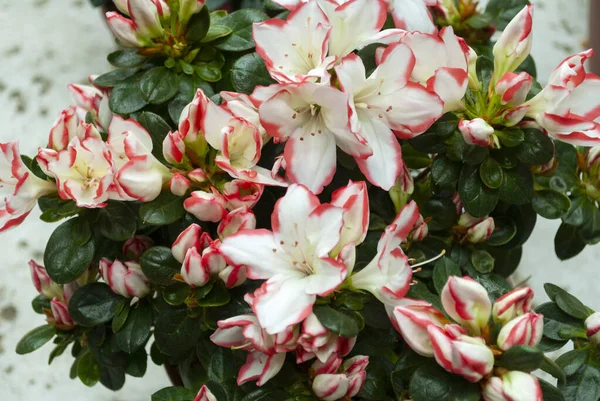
[{"x1": 410, "y1": 249, "x2": 446, "y2": 269}]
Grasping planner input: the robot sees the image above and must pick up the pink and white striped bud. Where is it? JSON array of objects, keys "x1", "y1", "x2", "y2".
[
  {"x1": 127, "y1": 0, "x2": 168, "y2": 38},
  {"x1": 48, "y1": 107, "x2": 79, "y2": 151},
  {"x1": 217, "y1": 207, "x2": 256, "y2": 240},
  {"x1": 184, "y1": 189, "x2": 228, "y2": 222},
  {"x1": 390, "y1": 164, "x2": 414, "y2": 212},
  {"x1": 497, "y1": 312, "x2": 544, "y2": 350},
  {"x1": 169, "y1": 173, "x2": 191, "y2": 196},
  {"x1": 331, "y1": 180, "x2": 369, "y2": 249},
  {"x1": 179, "y1": 0, "x2": 206, "y2": 26},
  {"x1": 297, "y1": 313, "x2": 356, "y2": 364},
  {"x1": 171, "y1": 223, "x2": 205, "y2": 263},
  {"x1": 493, "y1": 287, "x2": 534, "y2": 324},
  {"x1": 181, "y1": 247, "x2": 209, "y2": 287},
  {"x1": 391, "y1": 299, "x2": 448, "y2": 356},
  {"x1": 222, "y1": 180, "x2": 263, "y2": 210},
  {"x1": 122, "y1": 236, "x2": 153, "y2": 260},
  {"x1": 493, "y1": 5, "x2": 534, "y2": 79},
  {"x1": 483, "y1": 371, "x2": 543, "y2": 401},
  {"x1": 585, "y1": 312, "x2": 600, "y2": 345},
  {"x1": 428, "y1": 324, "x2": 494, "y2": 382},
  {"x1": 467, "y1": 46, "x2": 481, "y2": 91},
  {"x1": 194, "y1": 385, "x2": 216, "y2": 401},
  {"x1": 459, "y1": 118, "x2": 494, "y2": 147},
  {"x1": 50, "y1": 297, "x2": 75, "y2": 329},
  {"x1": 441, "y1": 276, "x2": 492, "y2": 335},
  {"x1": 188, "y1": 168, "x2": 208, "y2": 184},
  {"x1": 412, "y1": 215, "x2": 429, "y2": 241},
  {"x1": 163, "y1": 131, "x2": 187, "y2": 165},
  {"x1": 218, "y1": 264, "x2": 247, "y2": 289},
  {"x1": 466, "y1": 217, "x2": 495, "y2": 243},
  {"x1": 106, "y1": 12, "x2": 147, "y2": 47},
  {"x1": 29, "y1": 260, "x2": 62, "y2": 300},
  {"x1": 496, "y1": 72, "x2": 533, "y2": 106},
  {"x1": 99, "y1": 258, "x2": 151, "y2": 298},
  {"x1": 68, "y1": 83, "x2": 112, "y2": 132},
  {"x1": 312, "y1": 356, "x2": 369, "y2": 401}
]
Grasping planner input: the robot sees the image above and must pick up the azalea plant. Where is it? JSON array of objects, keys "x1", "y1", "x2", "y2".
[{"x1": 6, "y1": 0, "x2": 600, "y2": 400}]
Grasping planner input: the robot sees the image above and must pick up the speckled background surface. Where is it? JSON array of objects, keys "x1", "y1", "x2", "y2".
[{"x1": 0, "y1": 0, "x2": 597, "y2": 399}]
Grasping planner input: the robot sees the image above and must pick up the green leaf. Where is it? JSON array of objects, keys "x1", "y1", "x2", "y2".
[
  {"x1": 515, "y1": 128, "x2": 555, "y2": 165},
  {"x1": 107, "y1": 50, "x2": 147, "y2": 68},
  {"x1": 208, "y1": 348, "x2": 237, "y2": 384},
  {"x1": 433, "y1": 257, "x2": 461, "y2": 294},
  {"x1": 496, "y1": 127, "x2": 525, "y2": 147},
  {"x1": 432, "y1": 156, "x2": 461, "y2": 188},
  {"x1": 77, "y1": 349, "x2": 101, "y2": 387},
  {"x1": 140, "y1": 246, "x2": 181, "y2": 286},
  {"x1": 459, "y1": 164, "x2": 499, "y2": 217},
  {"x1": 420, "y1": 198, "x2": 457, "y2": 231},
  {"x1": 554, "y1": 223, "x2": 586, "y2": 261},
  {"x1": 32, "y1": 295, "x2": 51, "y2": 314},
  {"x1": 195, "y1": 62, "x2": 222, "y2": 82},
  {"x1": 99, "y1": 366, "x2": 126, "y2": 391},
  {"x1": 313, "y1": 305, "x2": 364, "y2": 337},
  {"x1": 214, "y1": 9, "x2": 268, "y2": 52},
  {"x1": 579, "y1": 204, "x2": 600, "y2": 245},
  {"x1": 185, "y1": 5, "x2": 210, "y2": 41},
  {"x1": 561, "y1": 362, "x2": 600, "y2": 401},
  {"x1": 535, "y1": 302, "x2": 585, "y2": 341},
  {"x1": 231, "y1": 52, "x2": 275, "y2": 94},
  {"x1": 151, "y1": 386, "x2": 196, "y2": 401},
  {"x1": 471, "y1": 249, "x2": 495, "y2": 273},
  {"x1": 125, "y1": 348, "x2": 148, "y2": 378},
  {"x1": 497, "y1": 345, "x2": 544, "y2": 372},
  {"x1": 154, "y1": 309, "x2": 201, "y2": 357},
  {"x1": 140, "y1": 67, "x2": 180, "y2": 105},
  {"x1": 541, "y1": 355, "x2": 567, "y2": 384},
  {"x1": 539, "y1": 378, "x2": 566, "y2": 401},
  {"x1": 485, "y1": 0, "x2": 530, "y2": 30},
  {"x1": 163, "y1": 283, "x2": 191, "y2": 306},
  {"x1": 139, "y1": 191, "x2": 186, "y2": 226},
  {"x1": 109, "y1": 74, "x2": 147, "y2": 114},
  {"x1": 97, "y1": 201, "x2": 137, "y2": 241},
  {"x1": 44, "y1": 218, "x2": 96, "y2": 284},
  {"x1": 15, "y1": 324, "x2": 56, "y2": 355},
  {"x1": 487, "y1": 217, "x2": 517, "y2": 246},
  {"x1": 402, "y1": 143, "x2": 431, "y2": 169},
  {"x1": 112, "y1": 300, "x2": 131, "y2": 333},
  {"x1": 201, "y1": 25, "x2": 233, "y2": 43},
  {"x1": 533, "y1": 190, "x2": 571, "y2": 220},
  {"x1": 476, "y1": 56, "x2": 494, "y2": 93},
  {"x1": 410, "y1": 113, "x2": 457, "y2": 153},
  {"x1": 409, "y1": 364, "x2": 451, "y2": 401},
  {"x1": 197, "y1": 280, "x2": 231, "y2": 307},
  {"x1": 555, "y1": 292, "x2": 593, "y2": 319},
  {"x1": 499, "y1": 165, "x2": 533, "y2": 205},
  {"x1": 116, "y1": 303, "x2": 153, "y2": 353},
  {"x1": 475, "y1": 274, "x2": 510, "y2": 301},
  {"x1": 480, "y1": 157, "x2": 504, "y2": 189},
  {"x1": 137, "y1": 112, "x2": 173, "y2": 164},
  {"x1": 556, "y1": 349, "x2": 589, "y2": 377},
  {"x1": 68, "y1": 283, "x2": 124, "y2": 327},
  {"x1": 94, "y1": 68, "x2": 137, "y2": 87},
  {"x1": 465, "y1": 13, "x2": 492, "y2": 29}
]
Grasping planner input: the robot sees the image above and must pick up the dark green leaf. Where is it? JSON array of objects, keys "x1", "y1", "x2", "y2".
[
  {"x1": 197, "y1": 280, "x2": 230, "y2": 307},
  {"x1": 214, "y1": 9, "x2": 268, "y2": 52},
  {"x1": 125, "y1": 347, "x2": 148, "y2": 377},
  {"x1": 185, "y1": 5, "x2": 211, "y2": 41},
  {"x1": 539, "y1": 378, "x2": 566, "y2": 401},
  {"x1": 515, "y1": 128, "x2": 554, "y2": 165},
  {"x1": 137, "y1": 112, "x2": 173, "y2": 164},
  {"x1": 107, "y1": 50, "x2": 147, "y2": 68},
  {"x1": 401, "y1": 143, "x2": 431, "y2": 169},
  {"x1": 421, "y1": 198, "x2": 457, "y2": 231},
  {"x1": 94, "y1": 68, "x2": 137, "y2": 87},
  {"x1": 497, "y1": 345, "x2": 544, "y2": 372},
  {"x1": 112, "y1": 300, "x2": 131, "y2": 333},
  {"x1": 555, "y1": 292, "x2": 593, "y2": 319},
  {"x1": 432, "y1": 156, "x2": 461, "y2": 188},
  {"x1": 554, "y1": 223, "x2": 586, "y2": 261},
  {"x1": 409, "y1": 364, "x2": 451, "y2": 401},
  {"x1": 139, "y1": 191, "x2": 186, "y2": 226},
  {"x1": 99, "y1": 366, "x2": 126, "y2": 391},
  {"x1": 487, "y1": 217, "x2": 517, "y2": 246},
  {"x1": 541, "y1": 355, "x2": 567, "y2": 384},
  {"x1": 44, "y1": 218, "x2": 96, "y2": 284},
  {"x1": 535, "y1": 302, "x2": 585, "y2": 341},
  {"x1": 496, "y1": 127, "x2": 525, "y2": 148},
  {"x1": 485, "y1": 0, "x2": 531, "y2": 30},
  {"x1": 556, "y1": 349, "x2": 589, "y2": 377},
  {"x1": 163, "y1": 283, "x2": 191, "y2": 306},
  {"x1": 15, "y1": 324, "x2": 56, "y2": 355},
  {"x1": 561, "y1": 362, "x2": 600, "y2": 401},
  {"x1": 208, "y1": 348, "x2": 237, "y2": 384},
  {"x1": 116, "y1": 304, "x2": 153, "y2": 353},
  {"x1": 579, "y1": 204, "x2": 600, "y2": 245},
  {"x1": 499, "y1": 165, "x2": 533, "y2": 205},
  {"x1": 77, "y1": 349, "x2": 101, "y2": 387},
  {"x1": 32, "y1": 295, "x2": 51, "y2": 314},
  {"x1": 140, "y1": 67, "x2": 180, "y2": 105},
  {"x1": 97, "y1": 201, "x2": 137, "y2": 241},
  {"x1": 109, "y1": 74, "x2": 147, "y2": 114},
  {"x1": 201, "y1": 25, "x2": 233, "y2": 43},
  {"x1": 154, "y1": 309, "x2": 201, "y2": 357},
  {"x1": 459, "y1": 164, "x2": 499, "y2": 217},
  {"x1": 533, "y1": 190, "x2": 571, "y2": 219},
  {"x1": 433, "y1": 257, "x2": 461, "y2": 294},
  {"x1": 68, "y1": 283, "x2": 124, "y2": 327},
  {"x1": 231, "y1": 52, "x2": 275, "y2": 94},
  {"x1": 471, "y1": 249, "x2": 495, "y2": 273},
  {"x1": 140, "y1": 246, "x2": 181, "y2": 286},
  {"x1": 480, "y1": 157, "x2": 504, "y2": 189},
  {"x1": 475, "y1": 274, "x2": 510, "y2": 301},
  {"x1": 313, "y1": 305, "x2": 363, "y2": 337},
  {"x1": 476, "y1": 56, "x2": 494, "y2": 92}
]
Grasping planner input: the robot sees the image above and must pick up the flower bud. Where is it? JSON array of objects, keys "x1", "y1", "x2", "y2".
[
  {"x1": 493, "y1": 5, "x2": 534, "y2": 79},
  {"x1": 483, "y1": 371, "x2": 543, "y2": 401},
  {"x1": 451, "y1": 192, "x2": 463, "y2": 215},
  {"x1": 122, "y1": 236, "x2": 154, "y2": 260},
  {"x1": 311, "y1": 355, "x2": 343, "y2": 375},
  {"x1": 441, "y1": 276, "x2": 492, "y2": 335},
  {"x1": 343, "y1": 355, "x2": 369, "y2": 398},
  {"x1": 389, "y1": 164, "x2": 414, "y2": 212},
  {"x1": 428, "y1": 324, "x2": 495, "y2": 383},
  {"x1": 181, "y1": 247, "x2": 210, "y2": 287},
  {"x1": 179, "y1": 0, "x2": 206, "y2": 26},
  {"x1": 585, "y1": 312, "x2": 600, "y2": 345},
  {"x1": 163, "y1": 131, "x2": 187, "y2": 165},
  {"x1": 99, "y1": 258, "x2": 151, "y2": 298},
  {"x1": 492, "y1": 287, "x2": 534, "y2": 324},
  {"x1": 106, "y1": 12, "x2": 147, "y2": 47},
  {"x1": 392, "y1": 299, "x2": 448, "y2": 356},
  {"x1": 184, "y1": 189, "x2": 228, "y2": 222},
  {"x1": 311, "y1": 355, "x2": 368, "y2": 401},
  {"x1": 466, "y1": 217, "x2": 495, "y2": 243},
  {"x1": 194, "y1": 385, "x2": 216, "y2": 401},
  {"x1": 222, "y1": 180, "x2": 263, "y2": 210},
  {"x1": 467, "y1": 46, "x2": 481, "y2": 91},
  {"x1": 50, "y1": 297, "x2": 75, "y2": 329},
  {"x1": 170, "y1": 173, "x2": 191, "y2": 196},
  {"x1": 48, "y1": 107, "x2": 79, "y2": 151},
  {"x1": 217, "y1": 207, "x2": 256, "y2": 240},
  {"x1": 495, "y1": 72, "x2": 533, "y2": 106},
  {"x1": 127, "y1": 0, "x2": 167, "y2": 38},
  {"x1": 298, "y1": 313, "x2": 356, "y2": 364},
  {"x1": 331, "y1": 180, "x2": 369, "y2": 249},
  {"x1": 587, "y1": 147, "x2": 600, "y2": 182},
  {"x1": 497, "y1": 312, "x2": 544, "y2": 350},
  {"x1": 459, "y1": 118, "x2": 494, "y2": 147},
  {"x1": 188, "y1": 168, "x2": 208, "y2": 183},
  {"x1": 29, "y1": 260, "x2": 62, "y2": 300},
  {"x1": 411, "y1": 215, "x2": 429, "y2": 242}
]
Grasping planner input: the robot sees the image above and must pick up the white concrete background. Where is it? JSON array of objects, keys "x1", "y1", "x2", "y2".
[{"x1": 0, "y1": 0, "x2": 596, "y2": 399}]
